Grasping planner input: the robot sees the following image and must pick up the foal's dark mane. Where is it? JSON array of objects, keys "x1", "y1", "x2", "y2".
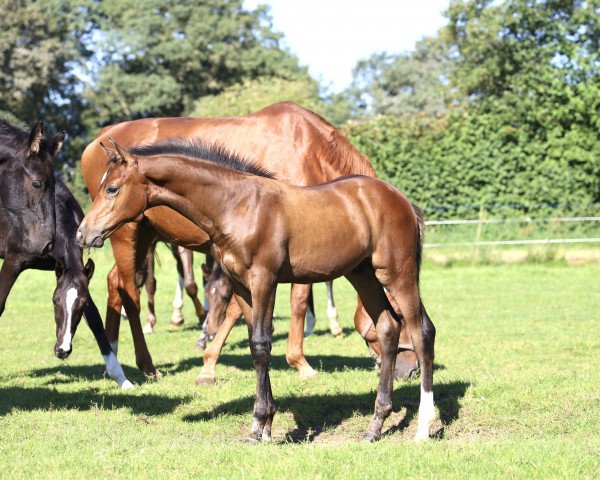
[{"x1": 129, "y1": 138, "x2": 274, "y2": 179}]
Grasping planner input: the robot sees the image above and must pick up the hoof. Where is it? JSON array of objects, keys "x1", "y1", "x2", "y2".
[
  {"x1": 329, "y1": 323, "x2": 343, "y2": 337},
  {"x1": 298, "y1": 367, "x2": 318, "y2": 381},
  {"x1": 120, "y1": 380, "x2": 135, "y2": 390},
  {"x1": 414, "y1": 429, "x2": 430, "y2": 442},
  {"x1": 169, "y1": 320, "x2": 184, "y2": 328},
  {"x1": 195, "y1": 374, "x2": 216, "y2": 386},
  {"x1": 244, "y1": 436, "x2": 260, "y2": 444},
  {"x1": 142, "y1": 368, "x2": 161, "y2": 379},
  {"x1": 196, "y1": 339, "x2": 207, "y2": 350},
  {"x1": 362, "y1": 431, "x2": 380, "y2": 442},
  {"x1": 142, "y1": 323, "x2": 154, "y2": 334}
]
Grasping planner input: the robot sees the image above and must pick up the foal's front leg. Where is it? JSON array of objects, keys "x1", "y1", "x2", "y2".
[{"x1": 235, "y1": 274, "x2": 277, "y2": 443}]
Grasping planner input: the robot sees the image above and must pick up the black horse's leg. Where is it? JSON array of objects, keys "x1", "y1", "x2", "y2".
[
  {"x1": 0, "y1": 257, "x2": 24, "y2": 317},
  {"x1": 234, "y1": 276, "x2": 277, "y2": 443},
  {"x1": 326, "y1": 280, "x2": 342, "y2": 336},
  {"x1": 83, "y1": 298, "x2": 134, "y2": 389}
]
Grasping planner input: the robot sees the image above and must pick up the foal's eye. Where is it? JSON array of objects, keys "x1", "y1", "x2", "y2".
[
  {"x1": 106, "y1": 185, "x2": 120, "y2": 195},
  {"x1": 52, "y1": 298, "x2": 58, "y2": 306},
  {"x1": 32, "y1": 180, "x2": 42, "y2": 189}
]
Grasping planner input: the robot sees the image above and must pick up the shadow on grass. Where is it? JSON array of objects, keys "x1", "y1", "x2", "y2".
[
  {"x1": 0, "y1": 384, "x2": 192, "y2": 417},
  {"x1": 182, "y1": 380, "x2": 470, "y2": 443}
]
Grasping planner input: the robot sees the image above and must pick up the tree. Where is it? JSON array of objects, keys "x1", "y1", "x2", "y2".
[
  {"x1": 83, "y1": 0, "x2": 307, "y2": 127},
  {"x1": 348, "y1": 38, "x2": 451, "y2": 118}
]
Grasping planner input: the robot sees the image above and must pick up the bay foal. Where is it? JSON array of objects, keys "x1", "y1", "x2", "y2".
[{"x1": 77, "y1": 139, "x2": 436, "y2": 442}]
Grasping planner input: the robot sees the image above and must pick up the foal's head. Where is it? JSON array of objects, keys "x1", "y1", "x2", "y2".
[
  {"x1": 77, "y1": 138, "x2": 148, "y2": 248},
  {"x1": 202, "y1": 263, "x2": 233, "y2": 336},
  {"x1": 52, "y1": 258, "x2": 95, "y2": 359},
  {"x1": 0, "y1": 120, "x2": 65, "y2": 255}
]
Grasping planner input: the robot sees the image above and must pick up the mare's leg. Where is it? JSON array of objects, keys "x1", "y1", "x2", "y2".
[
  {"x1": 0, "y1": 257, "x2": 24, "y2": 317},
  {"x1": 288, "y1": 283, "x2": 317, "y2": 379},
  {"x1": 142, "y1": 245, "x2": 157, "y2": 333},
  {"x1": 233, "y1": 277, "x2": 277, "y2": 443},
  {"x1": 375, "y1": 270, "x2": 436, "y2": 441},
  {"x1": 170, "y1": 244, "x2": 186, "y2": 325},
  {"x1": 345, "y1": 263, "x2": 401, "y2": 442},
  {"x1": 83, "y1": 297, "x2": 133, "y2": 390},
  {"x1": 326, "y1": 280, "x2": 343, "y2": 336},
  {"x1": 110, "y1": 223, "x2": 160, "y2": 376},
  {"x1": 303, "y1": 285, "x2": 316, "y2": 336},
  {"x1": 354, "y1": 298, "x2": 418, "y2": 380},
  {"x1": 179, "y1": 247, "x2": 207, "y2": 324},
  {"x1": 196, "y1": 298, "x2": 243, "y2": 385}
]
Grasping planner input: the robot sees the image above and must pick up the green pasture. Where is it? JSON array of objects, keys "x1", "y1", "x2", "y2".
[{"x1": 0, "y1": 246, "x2": 598, "y2": 479}]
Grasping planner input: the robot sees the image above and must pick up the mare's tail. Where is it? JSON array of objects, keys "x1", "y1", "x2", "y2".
[{"x1": 412, "y1": 204, "x2": 425, "y2": 284}]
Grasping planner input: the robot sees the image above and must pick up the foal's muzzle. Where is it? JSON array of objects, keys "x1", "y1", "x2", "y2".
[
  {"x1": 76, "y1": 229, "x2": 104, "y2": 248},
  {"x1": 55, "y1": 345, "x2": 72, "y2": 359}
]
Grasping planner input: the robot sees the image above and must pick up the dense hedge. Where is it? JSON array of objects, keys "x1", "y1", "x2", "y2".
[{"x1": 343, "y1": 110, "x2": 600, "y2": 219}]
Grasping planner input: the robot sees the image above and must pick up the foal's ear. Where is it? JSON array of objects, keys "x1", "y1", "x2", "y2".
[
  {"x1": 55, "y1": 259, "x2": 65, "y2": 279},
  {"x1": 201, "y1": 263, "x2": 211, "y2": 281},
  {"x1": 108, "y1": 137, "x2": 137, "y2": 168},
  {"x1": 99, "y1": 141, "x2": 116, "y2": 159},
  {"x1": 29, "y1": 120, "x2": 44, "y2": 155},
  {"x1": 50, "y1": 131, "x2": 66, "y2": 158},
  {"x1": 84, "y1": 258, "x2": 95, "y2": 283}
]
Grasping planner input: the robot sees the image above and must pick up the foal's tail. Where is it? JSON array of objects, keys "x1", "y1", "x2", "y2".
[{"x1": 412, "y1": 204, "x2": 425, "y2": 284}]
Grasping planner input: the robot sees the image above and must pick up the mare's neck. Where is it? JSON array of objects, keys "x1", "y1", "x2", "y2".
[{"x1": 141, "y1": 155, "x2": 257, "y2": 242}]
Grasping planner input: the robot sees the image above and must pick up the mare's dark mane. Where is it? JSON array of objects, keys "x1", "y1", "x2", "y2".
[{"x1": 130, "y1": 138, "x2": 274, "y2": 179}]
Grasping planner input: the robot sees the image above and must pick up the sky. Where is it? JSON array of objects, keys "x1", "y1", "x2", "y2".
[{"x1": 244, "y1": 0, "x2": 450, "y2": 93}]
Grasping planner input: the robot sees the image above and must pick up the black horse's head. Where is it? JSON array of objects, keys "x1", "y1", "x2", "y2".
[
  {"x1": 0, "y1": 119, "x2": 65, "y2": 256},
  {"x1": 53, "y1": 258, "x2": 95, "y2": 359}
]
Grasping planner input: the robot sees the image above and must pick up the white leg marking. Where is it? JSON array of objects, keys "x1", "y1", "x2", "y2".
[
  {"x1": 103, "y1": 352, "x2": 134, "y2": 390},
  {"x1": 415, "y1": 385, "x2": 435, "y2": 441},
  {"x1": 171, "y1": 276, "x2": 185, "y2": 323},
  {"x1": 59, "y1": 288, "x2": 78, "y2": 351}
]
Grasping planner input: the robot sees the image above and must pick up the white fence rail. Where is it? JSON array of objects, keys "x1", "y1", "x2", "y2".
[{"x1": 423, "y1": 216, "x2": 600, "y2": 248}]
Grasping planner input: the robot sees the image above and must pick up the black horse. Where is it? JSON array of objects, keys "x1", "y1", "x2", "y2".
[{"x1": 0, "y1": 119, "x2": 132, "y2": 389}]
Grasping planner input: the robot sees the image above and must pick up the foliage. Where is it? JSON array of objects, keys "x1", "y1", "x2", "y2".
[
  {"x1": 345, "y1": 0, "x2": 600, "y2": 218},
  {"x1": 83, "y1": 0, "x2": 306, "y2": 126},
  {"x1": 191, "y1": 76, "x2": 324, "y2": 117},
  {"x1": 348, "y1": 38, "x2": 451, "y2": 118}
]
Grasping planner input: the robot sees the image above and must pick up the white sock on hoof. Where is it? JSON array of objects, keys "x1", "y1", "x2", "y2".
[
  {"x1": 415, "y1": 385, "x2": 435, "y2": 441},
  {"x1": 103, "y1": 352, "x2": 133, "y2": 390}
]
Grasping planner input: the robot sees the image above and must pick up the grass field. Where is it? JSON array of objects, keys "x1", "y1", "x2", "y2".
[{"x1": 0, "y1": 246, "x2": 598, "y2": 479}]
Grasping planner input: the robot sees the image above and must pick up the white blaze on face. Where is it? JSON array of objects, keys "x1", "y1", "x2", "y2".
[
  {"x1": 59, "y1": 287, "x2": 78, "y2": 352},
  {"x1": 100, "y1": 170, "x2": 109, "y2": 185}
]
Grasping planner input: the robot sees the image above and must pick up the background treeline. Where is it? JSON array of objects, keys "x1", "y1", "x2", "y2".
[{"x1": 1, "y1": 0, "x2": 598, "y2": 217}]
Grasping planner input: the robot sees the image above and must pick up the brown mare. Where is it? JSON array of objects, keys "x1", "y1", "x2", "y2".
[
  {"x1": 80, "y1": 102, "x2": 417, "y2": 380},
  {"x1": 77, "y1": 138, "x2": 436, "y2": 442}
]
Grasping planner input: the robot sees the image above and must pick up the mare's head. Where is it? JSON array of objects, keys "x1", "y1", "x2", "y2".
[
  {"x1": 77, "y1": 138, "x2": 148, "y2": 248},
  {"x1": 52, "y1": 258, "x2": 95, "y2": 359},
  {"x1": 0, "y1": 120, "x2": 64, "y2": 255},
  {"x1": 202, "y1": 263, "x2": 233, "y2": 336}
]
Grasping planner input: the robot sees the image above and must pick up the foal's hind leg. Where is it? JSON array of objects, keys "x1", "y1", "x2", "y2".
[
  {"x1": 345, "y1": 263, "x2": 401, "y2": 441},
  {"x1": 288, "y1": 284, "x2": 317, "y2": 379},
  {"x1": 142, "y1": 245, "x2": 157, "y2": 333},
  {"x1": 377, "y1": 272, "x2": 436, "y2": 441},
  {"x1": 179, "y1": 247, "x2": 207, "y2": 325}
]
